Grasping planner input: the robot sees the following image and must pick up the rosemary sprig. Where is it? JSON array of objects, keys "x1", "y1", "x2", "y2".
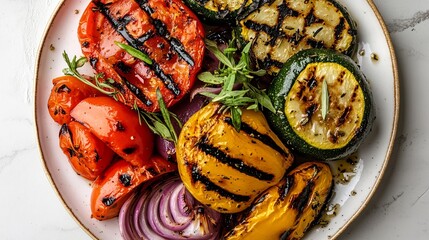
[
  {"x1": 197, "y1": 38, "x2": 275, "y2": 131},
  {"x1": 114, "y1": 41, "x2": 153, "y2": 65},
  {"x1": 321, "y1": 79, "x2": 329, "y2": 120},
  {"x1": 62, "y1": 51, "x2": 119, "y2": 97}
]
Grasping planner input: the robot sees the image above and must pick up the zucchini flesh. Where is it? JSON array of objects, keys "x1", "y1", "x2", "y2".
[
  {"x1": 266, "y1": 48, "x2": 375, "y2": 161},
  {"x1": 239, "y1": 0, "x2": 357, "y2": 74},
  {"x1": 184, "y1": 0, "x2": 253, "y2": 22},
  {"x1": 286, "y1": 62, "x2": 364, "y2": 150}
]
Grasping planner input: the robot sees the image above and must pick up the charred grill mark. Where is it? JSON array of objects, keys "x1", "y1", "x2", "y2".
[
  {"x1": 333, "y1": 17, "x2": 345, "y2": 48},
  {"x1": 337, "y1": 106, "x2": 352, "y2": 127},
  {"x1": 56, "y1": 84, "x2": 71, "y2": 93},
  {"x1": 114, "y1": 121, "x2": 125, "y2": 131},
  {"x1": 224, "y1": 117, "x2": 289, "y2": 158},
  {"x1": 123, "y1": 147, "x2": 136, "y2": 154},
  {"x1": 121, "y1": 76, "x2": 153, "y2": 106},
  {"x1": 307, "y1": 38, "x2": 325, "y2": 49},
  {"x1": 291, "y1": 180, "x2": 315, "y2": 219},
  {"x1": 278, "y1": 176, "x2": 293, "y2": 202},
  {"x1": 307, "y1": 76, "x2": 317, "y2": 90},
  {"x1": 119, "y1": 173, "x2": 132, "y2": 187},
  {"x1": 351, "y1": 85, "x2": 359, "y2": 102},
  {"x1": 196, "y1": 136, "x2": 275, "y2": 181},
  {"x1": 305, "y1": 9, "x2": 323, "y2": 26},
  {"x1": 102, "y1": 196, "x2": 116, "y2": 206},
  {"x1": 305, "y1": 103, "x2": 318, "y2": 121},
  {"x1": 94, "y1": 1, "x2": 181, "y2": 96},
  {"x1": 280, "y1": 229, "x2": 292, "y2": 240},
  {"x1": 115, "y1": 61, "x2": 132, "y2": 74},
  {"x1": 89, "y1": 57, "x2": 98, "y2": 68},
  {"x1": 336, "y1": 70, "x2": 346, "y2": 84},
  {"x1": 59, "y1": 123, "x2": 70, "y2": 138},
  {"x1": 135, "y1": 0, "x2": 195, "y2": 66},
  {"x1": 191, "y1": 165, "x2": 250, "y2": 202},
  {"x1": 136, "y1": 30, "x2": 154, "y2": 44},
  {"x1": 260, "y1": 55, "x2": 284, "y2": 69}
]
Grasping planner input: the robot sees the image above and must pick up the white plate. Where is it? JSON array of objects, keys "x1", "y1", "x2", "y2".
[{"x1": 35, "y1": 0, "x2": 399, "y2": 239}]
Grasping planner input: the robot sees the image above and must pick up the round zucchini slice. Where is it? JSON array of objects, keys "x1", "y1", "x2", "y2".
[
  {"x1": 266, "y1": 48, "x2": 375, "y2": 160},
  {"x1": 238, "y1": 0, "x2": 357, "y2": 74},
  {"x1": 183, "y1": 0, "x2": 254, "y2": 23}
]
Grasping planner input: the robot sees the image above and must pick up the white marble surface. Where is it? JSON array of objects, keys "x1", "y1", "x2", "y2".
[{"x1": 0, "y1": 0, "x2": 428, "y2": 239}]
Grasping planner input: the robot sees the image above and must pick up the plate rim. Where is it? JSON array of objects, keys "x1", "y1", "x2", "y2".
[{"x1": 33, "y1": 0, "x2": 400, "y2": 239}]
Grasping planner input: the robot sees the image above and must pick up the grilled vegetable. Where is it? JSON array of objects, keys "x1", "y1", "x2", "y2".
[
  {"x1": 176, "y1": 103, "x2": 293, "y2": 213},
  {"x1": 78, "y1": 0, "x2": 205, "y2": 112},
  {"x1": 70, "y1": 96, "x2": 154, "y2": 168},
  {"x1": 91, "y1": 156, "x2": 176, "y2": 220},
  {"x1": 225, "y1": 161, "x2": 333, "y2": 240},
  {"x1": 238, "y1": 0, "x2": 357, "y2": 74},
  {"x1": 183, "y1": 0, "x2": 253, "y2": 22},
  {"x1": 47, "y1": 75, "x2": 100, "y2": 124},
  {"x1": 267, "y1": 48, "x2": 375, "y2": 160},
  {"x1": 59, "y1": 121, "x2": 114, "y2": 180}
]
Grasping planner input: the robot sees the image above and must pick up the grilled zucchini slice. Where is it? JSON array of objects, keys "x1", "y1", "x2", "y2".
[
  {"x1": 225, "y1": 161, "x2": 333, "y2": 240},
  {"x1": 238, "y1": 0, "x2": 357, "y2": 74},
  {"x1": 266, "y1": 48, "x2": 375, "y2": 160},
  {"x1": 176, "y1": 103, "x2": 294, "y2": 213},
  {"x1": 183, "y1": 0, "x2": 254, "y2": 23}
]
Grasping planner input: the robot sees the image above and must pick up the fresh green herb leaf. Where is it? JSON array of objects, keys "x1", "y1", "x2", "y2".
[
  {"x1": 198, "y1": 37, "x2": 275, "y2": 131},
  {"x1": 321, "y1": 79, "x2": 329, "y2": 120},
  {"x1": 137, "y1": 88, "x2": 181, "y2": 144},
  {"x1": 115, "y1": 41, "x2": 153, "y2": 65},
  {"x1": 62, "y1": 51, "x2": 119, "y2": 97}
]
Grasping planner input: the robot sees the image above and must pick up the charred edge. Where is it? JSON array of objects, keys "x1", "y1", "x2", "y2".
[
  {"x1": 260, "y1": 55, "x2": 284, "y2": 69},
  {"x1": 307, "y1": 76, "x2": 318, "y2": 90},
  {"x1": 95, "y1": 1, "x2": 181, "y2": 96},
  {"x1": 191, "y1": 164, "x2": 250, "y2": 202},
  {"x1": 95, "y1": 151, "x2": 100, "y2": 162},
  {"x1": 333, "y1": 17, "x2": 345, "y2": 49},
  {"x1": 304, "y1": 104, "x2": 318, "y2": 123},
  {"x1": 136, "y1": 1, "x2": 195, "y2": 66},
  {"x1": 115, "y1": 61, "x2": 132, "y2": 74},
  {"x1": 89, "y1": 57, "x2": 98, "y2": 68},
  {"x1": 123, "y1": 147, "x2": 136, "y2": 155},
  {"x1": 153, "y1": 62, "x2": 181, "y2": 96},
  {"x1": 307, "y1": 38, "x2": 325, "y2": 49},
  {"x1": 196, "y1": 136, "x2": 274, "y2": 181},
  {"x1": 280, "y1": 229, "x2": 292, "y2": 240},
  {"x1": 291, "y1": 180, "x2": 315, "y2": 219},
  {"x1": 121, "y1": 76, "x2": 153, "y2": 106},
  {"x1": 224, "y1": 117, "x2": 289, "y2": 158},
  {"x1": 114, "y1": 121, "x2": 125, "y2": 131},
  {"x1": 337, "y1": 106, "x2": 352, "y2": 127},
  {"x1": 56, "y1": 84, "x2": 71, "y2": 93},
  {"x1": 102, "y1": 196, "x2": 116, "y2": 206},
  {"x1": 137, "y1": 30, "x2": 154, "y2": 45},
  {"x1": 119, "y1": 173, "x2": 132, "y2": 187},
  {"x1": 59, "y1": 123, "x2": 70, "y2": 137},
  {"x1": 305, "y1": 8, "x2": 323, "y2": 26},
  {"x1": 271, "y1": 2, "x2": 299, "y2": 45},
  {"x1": 278, "y1": 175, "x2": 293, "y2": 202}
]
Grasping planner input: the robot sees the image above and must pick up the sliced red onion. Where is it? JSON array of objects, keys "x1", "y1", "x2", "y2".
[
  {"x1": 119, "y1": 174, "x2": 222, "y2": 240},
  {"x1": 155, "y1": 94, "x2": 207, "y2": 161}
]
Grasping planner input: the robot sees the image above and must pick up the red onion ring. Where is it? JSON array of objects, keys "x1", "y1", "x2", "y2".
[{"x1": 119, "y1": 174, "x2": 222, "y2": 240}]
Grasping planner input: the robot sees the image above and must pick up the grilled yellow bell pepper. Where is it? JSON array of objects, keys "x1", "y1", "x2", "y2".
[
  {"x1": 225, "y1": 161, "x2": 333, "y2": 240},
  {"x1": 176, "y1": 103, "x2": 294, "y2": 213}
]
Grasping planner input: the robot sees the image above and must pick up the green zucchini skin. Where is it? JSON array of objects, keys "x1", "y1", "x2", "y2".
[
  {"x1": 237, "y1": 0, "x2": 358, "y2": 75},
  {"x1": 266, "y1": 48, "x2": 375, "y2": 161}
]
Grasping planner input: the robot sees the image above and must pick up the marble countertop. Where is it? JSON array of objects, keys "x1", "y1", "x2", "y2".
[{"x1": 1, "y1": 0, "x2": 428, "y2": 239}]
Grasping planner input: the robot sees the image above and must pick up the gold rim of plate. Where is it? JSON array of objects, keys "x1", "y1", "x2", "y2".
[{"x1": 33, "y1": 0, "x2": 400, "y2": 239}]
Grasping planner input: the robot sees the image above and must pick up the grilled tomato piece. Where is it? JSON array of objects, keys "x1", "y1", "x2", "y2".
[
  {"x1": 176, "y1": 103, "x2": 294, "y2": 213},
  {"x1": 47, "y1": 75, "x2": 100, "y2": 124},
  {"x1": 78, "y1": 0, "x2": 205, "y2": 112},
  {"x1": 91, "y1": 156, "x2": 176, "y2": 220},
  {"x1": 267, "y1": 48, "x2": 375, "y2": 160},
  {"x1": 70, "y1": 96, "x2": 154, "y2": 168},
  {"x1": 225, "y1": 161, "x2": 333, "y2": 240},
  {"x1": 59, "y1": 121, "x2": 114, "y2": 180},
  {"x1": 238, "y1": 0, "x2": 357, "y2": 74}
]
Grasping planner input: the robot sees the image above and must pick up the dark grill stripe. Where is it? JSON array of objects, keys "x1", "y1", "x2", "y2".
[
  {"x1": 191, "y1": 165, "x2": 250, "y2": 202},
  {"x1": 134, "y1": 0, "x2": 195, "y2": 66},
  {"x1": 333, "y1": 17, "x2": 346, "y2": 49},
  {"x1": 224, "y1": 117, "x2": 289, "y2": 158},
  {"x1": 196, "y1": 136, "x2": 275, "y2": 181},
  {"x1": 121, "y1": 76, "x2": 153, "y2": 106},
  {"x1": 93, "y1": 1, "x2": 181, "y2": 96}
]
